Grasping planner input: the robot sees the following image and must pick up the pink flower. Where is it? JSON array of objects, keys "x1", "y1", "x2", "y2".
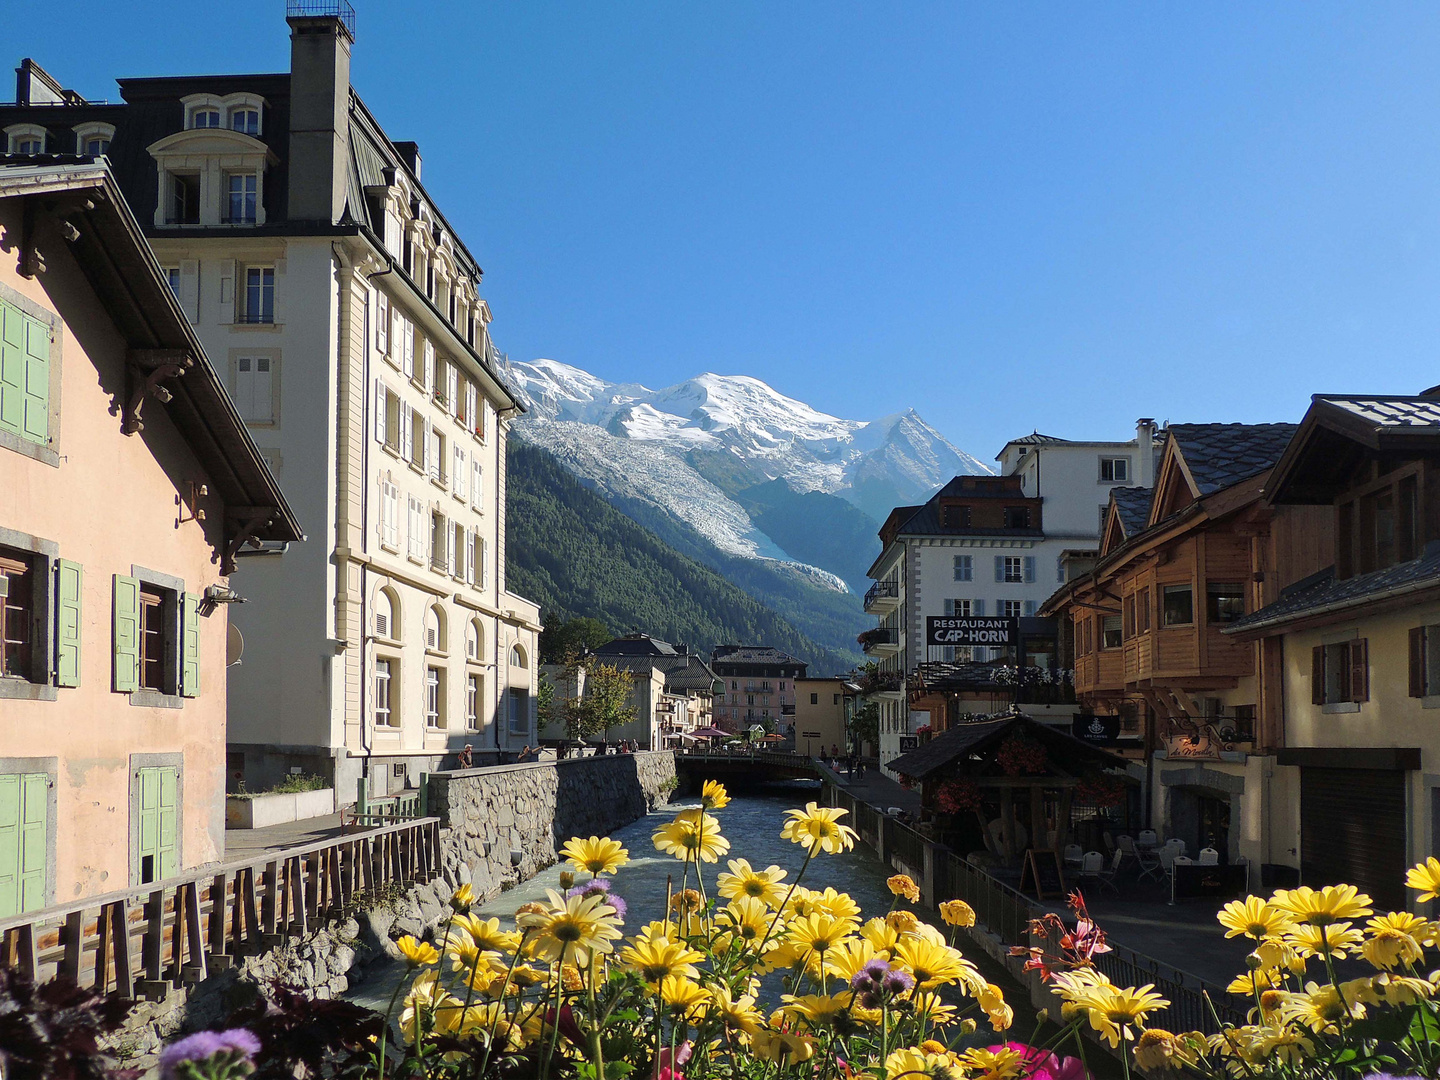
[
  {"x1": 990, "y1": 1042, "x2": 1085, "y2": 1080},
  {"x1": 654, "y1": 1041, "x2": 693, "y2": 1080}
]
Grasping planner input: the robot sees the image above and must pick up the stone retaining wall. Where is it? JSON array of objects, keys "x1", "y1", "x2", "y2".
[{"x1": 425, "y1": 750, "x2": 676, "y2": 903}]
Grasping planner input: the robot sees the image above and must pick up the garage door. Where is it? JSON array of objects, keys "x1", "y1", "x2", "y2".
[{"x1": 1300, "y1": 766, "x2": 1406, "y2": 911}]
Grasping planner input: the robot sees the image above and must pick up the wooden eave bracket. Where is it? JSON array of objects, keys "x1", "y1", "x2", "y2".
[
  {"x1": 18, "y1": 192, "x2": 101, "y2": 277},
  {"x1": 223, "y1": 509, "x2": 276, "y2": 575},
  {"x1": 123, "y1": 349, "x2": 193, "y2": 436}
]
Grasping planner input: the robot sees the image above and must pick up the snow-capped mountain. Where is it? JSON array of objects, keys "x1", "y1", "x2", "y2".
[{"x1": 502, "y1": 358, "x2": 990, "y2": 516}]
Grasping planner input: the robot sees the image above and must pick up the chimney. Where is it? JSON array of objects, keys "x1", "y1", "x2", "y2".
[
  {"x1": 1136, "y1": 418, "x2": 1157, "y2": 487},
  {"x1": 286, "y1": 2, "x2": 354, "y2": 225},
  {"x1": 393, "y1": 141, "x2": 422, "y2": 180}
]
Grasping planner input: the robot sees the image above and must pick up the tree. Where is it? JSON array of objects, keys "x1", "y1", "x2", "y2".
[
  {"x1": 850, "y1": 700, "x2": 878, "y2": 753},
  {"x1": 540, "y1": 617, "x2": 613, "y2": 664},
  {"x1": 536, "y1": 672, "x2": 558, "y2": 736},
  {"x1": 566, "y1": 662, "x2": 638, "y2": 741}
]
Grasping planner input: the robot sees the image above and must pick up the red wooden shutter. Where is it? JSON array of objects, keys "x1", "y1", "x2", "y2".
[
  {"x1": 1410, "y1": 627, "x2": 1427, "y2": 698},
  {"x1": 1312, "y1": 646, "x2": 1325, "y2": 705},
  {"x1": 1350, "y1": 639, "x2": 1369, "y2": 703}
]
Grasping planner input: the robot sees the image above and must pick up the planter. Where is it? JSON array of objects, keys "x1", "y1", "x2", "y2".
[{"x1": 225, "y1": 787, "x2": 335, "y2": 830}]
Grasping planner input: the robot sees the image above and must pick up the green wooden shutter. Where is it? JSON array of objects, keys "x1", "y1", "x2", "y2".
[
  {"x1": 0, "y1": 300, "x2": 27, "y2": 437},
  {"x1": 55, "y1": 559, "x2": 83, "y2": 688},
  {"x1": 181, "y1": 592, "x2": 200, "y2": 697},
  {"x1": 113, "y1": 575, "x2": 140, "y2": 693},
  {"x1": 158, "y1": 767, "x2": 178, "y2": 878},
  {"x1": 0, "y1": 772, "x2": 48, "y2": 918},
  {"x1": 21, "y1": 314, "x2": 49, "y2": 443}
]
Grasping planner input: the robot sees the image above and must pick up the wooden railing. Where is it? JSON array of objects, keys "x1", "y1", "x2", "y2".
[{"x1": 0, "y1": 817, "x2": 441, "y2": 998}]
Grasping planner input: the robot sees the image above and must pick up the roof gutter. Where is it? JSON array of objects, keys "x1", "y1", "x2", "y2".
[{"x1": 1224, "y1": 573, "x2": 1440, "y2": 638}]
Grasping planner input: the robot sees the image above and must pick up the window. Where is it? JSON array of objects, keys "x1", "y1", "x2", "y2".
[
  {"x1": 1003, "y1": 506, "x2": 1031, "y2": 529},
  {"x1": 375, "y1": 659, "x2": 395, "y2": 726},
  {"x1": 429, "y1": 427, "x2": 446, "y2": 486},
  {"x1": 466, "y1": 620, "x2": 482, "y2": 661},
  {"x1": 470, "y1": 532, "x2": 487, "y2": 588},
  {"x1": 375, "y1": 383, "x2": 401, "y2": 451},
  {"x1": 0, "y1": 549, "x2": 35, "y2": 680},
  {"x1": 230, "y1": 108, "x2": 260, "y2": 135},
  {"x1": 164, "y1": 267, "x2": 181, "y2": 299},
  {"x1": 459, "y1": 378, "x2": 475, "y2": 429},
  {"x1": 1102, "y1": 615, "x2": 1123, "y2": 650},
  {"x1": 0, "y1": 769, "x2": 50, "y2": 916},
  {"x1": 1137, "y1": 588, "x2": 1151, "y2": 633},
  {"x1": 425, "y1": 667, "x2": 444, "y2": 729},
  {"x1": 943, "y1": 505, "x2": 972, "y2": 529},
  {"x1": 510, "y1": 644, "x2": 528, "y2": 669},
  {"x1": 375, "y1": 292, "x2": 390, "y2": 356},
  {"x1": 0, "y1": 295, "x2": 52, "y2": 449},
  {"x1": 225, "y1": 172, "x2": 258, "y2": 224},
  {"x1": 1100, "y1": 457, "x2": 1130, "y2": 482},
  {"x1": 467, "y1": 673, "x2": 482, "y2": 730},
  {"x1": 1057, "y1": 555, "x2": 1066, "y2": 584},
  {"x1": 1341, "y1": 468, "x2": 1425, "y2": 579},
  {"x1": 1161, "y1": 584, "x2": 1194, "y2": 627},
  {"x1": 810, "y1": 693, "x2": 819, "y2": 705},
  {"x1": 379, "y1": 476, "x2": 400, "y2": 550},
  {"x1": 452, "y1": 522, "x2": 467, "y2": 581},
  {"x1": 233, "y1": 357, "x2": 274, "y2": 424},
  {"x1": 471, "y1": 461, "x2": 484, "y2": 512},
  {"x1": 374, "y1": 589, "x2": 395, "y2": 639},
  {"x1": 1313, "y1": 639, "x2": 1368, "y2": 706},
  {"x1": 1409, "y1": 625, "x2": 1440, "y2": 698},
  {"x1": 240, "y1": 267, "x2": 274, "y2": 323},
  {"x1": 953, "y1": 554, "x2": 972, "y2": 582},
  {"x1": 192, "y1": 108, "x2": 221, "y2": 129},
  {"x1": 445, "y1": 361, "x2": 459, "y2": 416},
  {"x1": 407, "y1": 496, "x2": 424, "y2": 562},
  {"x1": 115, "y1": 573, "x2": 198, "y2": 700},
  {"x1": 1000, "y1": 600, "x2": 1023, "y2": 618},
  {"x1": 409, "y1": 410, "x2": 425, "y2": 469},
  {"x1": 74, "y1": 123, "x2": 115, "y2": 156},
  {"x1": 425, "y1": 604, "x2": 446, "y2": 650},
  {"x1": 453, "y1": 446, "x2": 468, "y2": 501},
  {"x1": 169, "y1": 173, "x2": 200, "y2": 225},
  {"x1": 944, "y1": 598, "x2": 973, "y2": 617},
  {"x1": 1206, "y1": 583, "x2": 1245, "y2": 624},
  {"x1": 137, "y1": 586, "x2": 168, "y2": 692},
  {"x1": 508, "y1": 688, "x2": 530, "y2": 735},
  {"x1": 430, "y1": 513, "x2": 448, "y2": 573},
  {"x1": 6, "y1": 125, "x2": 47, "y2": 155},
  {"x1": 423, "y1": 340, "x2": 436, "y2": 394},
  {"x1": 1002, "y1": 556, "x2": 1023, "y2": 583}
]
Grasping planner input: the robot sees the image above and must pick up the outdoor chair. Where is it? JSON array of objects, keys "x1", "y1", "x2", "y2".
[
  {"x1": 1158, "y1": 847, "x2": 1178, "y2": 875},
  {"x1": 1164, "y1": 838, "x2": 1187, "y2": 857},
  {"x1": 1063, "y1": 844, "x2": 1083, "y2": 867},
  {"x1": 1136, "y1": 845, "x2": 1162, "y2": 882},
  {"x1": 1117, "y1": 835, "x2": 1137, "y2": 855},
  {"x1": 1090, "y1": 848, "x2": 1123, "y2": 893},
  {"x1": 1077, "y1": 851, "x2": 1105, "y2": 887},
  {"x1": 1102, "y1": 830, "x2": 1116, "y2": 853},
  {"x1": 1198, "y1": 847, "x2": 1220, "y2": 866},
  {"x1": 1138, "y1": 829, "x2": 1158, "y2": 847}
]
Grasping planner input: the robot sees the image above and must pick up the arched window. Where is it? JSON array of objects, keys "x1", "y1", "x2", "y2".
[
  {"x1": 73, "y1": 122, "x2": 115, "y2": 156},
  {"x1": 5, "y1": 124, "x2": 48, "y2": 155},
  {"x1": 426, "y1": 604, "x2": 447, "y2": 650},
  {"x1": 374, "y1": 588, "x2": 397, "y2": 640},
  {"x1": 466, "y1": 619, "x2": 483, "y2": 661},
  {"x1": 510, "y1": 643, "x2": 527, "y2": 669}
]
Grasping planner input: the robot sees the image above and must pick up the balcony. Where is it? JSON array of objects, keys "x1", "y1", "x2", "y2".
[
  {"x1": 857, "y1": 670, "x2": 905, "y2": 697},
  {"x1": 858, "y1": 627, "x2": 900, "y2": 656},
  {"x1": 864, "y1": 579, "x2": 900, "y2": 613}
]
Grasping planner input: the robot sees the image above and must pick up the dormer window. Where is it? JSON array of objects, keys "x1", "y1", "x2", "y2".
[
  {"x1": 73, "y1": 122, "x2": 115, "y2": 157},
  {"x1": 231, "y1": 108, "x2": 260, "y2": 136},
  {"x1": 192, "y1": 108, "x2": 221, "y2": 129},
  {"x1": 5, "y1": 124, "x2": 48, "y2": 154},
  {"x1": 225, "y1": 172, "x2": 258, "y2": 224}
]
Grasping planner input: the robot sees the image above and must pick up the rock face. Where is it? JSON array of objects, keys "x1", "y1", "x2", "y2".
[{"x1": 425, "y1": 751, "x2": 677, "y2": 902}]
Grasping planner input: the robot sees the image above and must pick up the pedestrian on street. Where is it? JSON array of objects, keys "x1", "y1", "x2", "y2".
[{"x1": 457, "y1": 744, "x2": 473, "y2": 769}]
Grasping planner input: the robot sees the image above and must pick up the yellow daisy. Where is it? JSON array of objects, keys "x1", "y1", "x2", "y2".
[
  {"x1": 883, "y1": 1046, "x2": 956, "y2": 1079},
  {"x1": 1270, "y1": 884, "x2": 1372, "y2": 927},
  {"x1": 396, "y1": 935, "x2": 439, "y2": 968},
  {"x1": 1218, "y1": 896, "x2": 1293, "y2": 940},
  {"x1": 978, "y1": 982, "x2": 1014, "y2": 1031},
  {"x1": 653, "y1": 813, "x2": 730, "y2": 863},
  {"x1": 518, "y1": 888, "x2": 623, "y2": 967},
  {"x1": 1285, "y1": 922, "x2": 1365, "y2": 960},
  {"x1": 1075, "y1": 982, "x2": 1170, "y2": 1048},
  {"x1": 788, "y1": 912, "x2": 858, "y2": 959},
  {"x1": 715, "y1": 896, "x2": 771, "y2": 947},
  {"x1": 620, "y1": 934, "x2": 705, "y2": 987},
  {"x1": 780, "y1": 802, "x2": 858, "y2": 855},
  {"x1": 781, "y1": 993, "x2": 852, "y2": 1033},
  {"x1": 893, "y1": 934, "x2": 974, "y2": 990},
  {"x1": 809, "y1": 886, "x2": 863, "y2": 922},
  {"x1": 956, "y1": 1045, "x2": 1025, "y2": 1079},
  {"x1": 824, "y1": 937, "x2": 882, "y2": 983},
  {"x1": 1280, "y1": 980, "x2": 1365, "y2": 1033},
  {"x1": 660, "y1": 974, "x2": 710, "y2": 1014},
  {"x1": 716, "y1": 858, "x2": 788, "y2": 906},
  {"x1": 752, "y1": 1029, "x2": 815, "y2": 1063},
  {"x1": 560, "y1": 835, "x2": 629, "y2": 876},
  {"x1": 1132, "y1": 1028, "x2": 1196, "y2": 1072},
  {"x1": 399, "y1": 970, "x2": 461, "y2": 1043},
  {"x1": 860, "y1": 915, "x2": 901, "y2": 954},
  {"x1": 710, "y1": 984, "x2": 763, "y2": 1037},
  {"x1": 1408, "y1": 856, "x2": 1440, "y2": 902},
  {"x1": 701, "y1": 779, "x2": 731, "y2": 809}
]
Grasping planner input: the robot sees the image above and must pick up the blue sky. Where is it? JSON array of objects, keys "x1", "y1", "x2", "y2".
[{"x1": 30, "y1": 3, "x2": 1440, "y2": 458}]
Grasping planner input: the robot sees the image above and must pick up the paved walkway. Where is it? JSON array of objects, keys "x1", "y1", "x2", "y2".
[
  {"x1": 223, "y1": 812, "x2": 357, "y2": 861},
  {"x1": 822, "y1": 761, "x2": 923, "y2": 815}
]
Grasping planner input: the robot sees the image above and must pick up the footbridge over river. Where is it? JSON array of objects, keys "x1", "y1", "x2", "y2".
[{"x1": 674, "y1": 749, "x2": 822, "y2": 786}]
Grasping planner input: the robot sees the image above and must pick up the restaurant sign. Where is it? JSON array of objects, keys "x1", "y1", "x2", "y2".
[
  {"x1": 1072, "y1": 713, "x2": 1121, "y2": 745},
  {"x1": 1165, "y1": 733, "x2": 1222, "y2": 760},
  {"x1": 926, "y1": 616, "x2": 1017, "y2": 647}
]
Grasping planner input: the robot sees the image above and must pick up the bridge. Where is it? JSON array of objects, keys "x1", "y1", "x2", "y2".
[{"x1": 674, "y1": 749, "x2": 822, "y2": 786}]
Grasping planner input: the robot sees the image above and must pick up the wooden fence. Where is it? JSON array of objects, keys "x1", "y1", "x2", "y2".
[{"x1": 0, "y1": 817, "x2": 441, "y2": 999}]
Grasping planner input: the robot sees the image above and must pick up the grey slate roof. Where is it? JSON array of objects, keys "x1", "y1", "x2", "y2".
[
  {"x1": 1226, "y1": 545, "x2": 1440, "y2": 634},
  {"x1": 891, "y1": 476, "x2": 1043, "y2": 538},
  {"x1": 594, "y1": 634, "x2": 681, "y2": 658},
  {"x1": 1323, "y1": 396, "x2": 1440, "y2": 429},
  {"x1": 1168, "y1": 424, "x2": 1298, "y2": 495},
  {"x1": 887, "y1": 713, "x2": 1125, "y2": 780},
  {"x1": 1109, "y1": 486, "x2": 1154, "y2": 537}
]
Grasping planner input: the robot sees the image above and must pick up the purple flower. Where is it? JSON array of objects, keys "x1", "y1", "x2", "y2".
[
  {"x1": 567, "y1": 879, "x2": 627, "y2": 921},
  {"x1": 160, "y1": 1029, "x2": 260, "y2": 1077},
  {"x1": 883, "y1": 968, "x2": 915, "y2": 996},
  {"x1": 859, "y1": 959, "x2": 890, "y2": 984}
]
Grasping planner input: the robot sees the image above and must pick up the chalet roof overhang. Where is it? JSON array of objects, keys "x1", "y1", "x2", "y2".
[
  {"x1": 1224, "y1": 553, "x2": 1440, "y2": 639},
  {"x1": 0, "y1": 160, "x2": 302, "y2": 545},
  {"x1": 888, "y1": 713, "x2": 1128, "y2": 781},
  {"x1": 1266, "y1": 396, "x2": 1440, "y2": 506}
]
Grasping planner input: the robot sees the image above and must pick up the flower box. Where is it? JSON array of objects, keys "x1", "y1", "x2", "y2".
[{"x1": 225, "y1": 787, "x2": 335, "y2": 830}]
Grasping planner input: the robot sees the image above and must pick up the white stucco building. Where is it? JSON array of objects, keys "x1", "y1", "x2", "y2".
[
  {"x1": 864, "y1": 421, "x2": 1160, "y2": 775},
  {"x1": 1, "y1": 7, "x2": 541, "y2": 803}
]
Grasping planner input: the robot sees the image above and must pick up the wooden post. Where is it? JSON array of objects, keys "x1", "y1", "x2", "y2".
[
  {"x1": 182, "y1": 882, "x2": 207, "y2": 983},
  {"x1": 1057, "y1": 786, "x2": 1074, "y2": 848},
  {"x1": 138, "y1": 890, "x2": 167, "y2": 1000},
  {"x1": 110, "y1": 900, "x2": 133, "y2": 999},
  {"x1": 1030, "y1": 784, "x2": 1046, "y2": 851},
  {"x1": 240, "y1": 867, "x2": 260, "y2": 949},
  {"x1": 60, "y1": 910, "x2": 84, "y2": 983},
  {"x1": 261, "y1": 861, "x2": 279, "y2": 940}
]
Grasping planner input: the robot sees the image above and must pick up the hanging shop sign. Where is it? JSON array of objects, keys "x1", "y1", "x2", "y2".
[{"x1": 1072, "y1": 713, "x2": 1121, "y2": 745}]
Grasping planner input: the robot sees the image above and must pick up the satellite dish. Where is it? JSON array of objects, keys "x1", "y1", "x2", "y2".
[{"x1": 227, "y1": 624, "x2": 244, "y2": 667}]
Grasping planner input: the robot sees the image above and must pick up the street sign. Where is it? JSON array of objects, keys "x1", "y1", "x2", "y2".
[{"x1": 926, "y1": 616, "x2": 1017, "y2": 647}]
